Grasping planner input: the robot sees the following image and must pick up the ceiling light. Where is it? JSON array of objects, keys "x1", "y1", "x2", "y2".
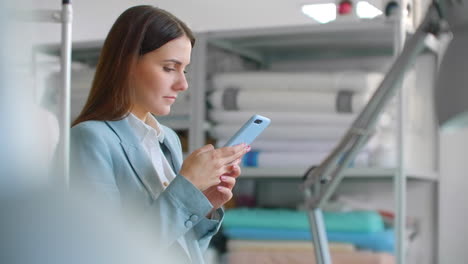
[
  {"x1": 302, "y1": 3, "x2": 337, "y2": 24},
  {"x1": 356, "y1": 1, "x2": 383, "y2": 19}
]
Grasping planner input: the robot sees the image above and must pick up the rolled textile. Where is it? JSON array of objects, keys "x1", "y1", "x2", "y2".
[
  {"x1": 208, "y1": 89, "x2": 368, "y2": 113},
  {"x1": 210, "y1": 124, "x2": 348, "y2": 141},
  {"x1": 223, "y1": 227, "x2": 395, "y2": 253},
  {"x1": 216, "y1": 139, "x2": 340, "y2": 152},
  {"x1": 241, "y1": 151, "x2": 327, "y2": 168},
  {"x1": 209, "y1": 110, "x2": 356, "y2": 126},
  {"x1": 224, "y1": 139, "x2": 376, "y2": 155},
  {"x1": 211, "y1": 71, "x2": 384, "y2": 93},
  {"x1": 241, "y1": 151, "x2": 370, "y2": 168},
  {"x1": 223, "y1": 208, "x2": 385, "y2": 233},
  {"x1": 227, "y1": 239, "x2": 356, "y2": 253},
  {"x1": 227, "y1": 250, "x2": 395, "y2": 264}
]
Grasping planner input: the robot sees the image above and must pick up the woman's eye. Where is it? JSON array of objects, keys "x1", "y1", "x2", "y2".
[{"x1": 163, "y1": 66, "x2": 176, "y2": 72}]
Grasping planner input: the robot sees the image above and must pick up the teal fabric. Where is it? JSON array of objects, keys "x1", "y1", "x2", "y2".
[
  {"x1": 223, "y1": 227, "x2": 395, "y2": 252},
  {"x1": 224, "y1": 208, "x2": 384, "y2": 233}
]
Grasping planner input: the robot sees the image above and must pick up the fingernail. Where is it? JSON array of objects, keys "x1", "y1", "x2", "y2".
[
  {"x1": 246, "y1": 145, "x2": 251, "y2": 152},
  {"x1": 220, "y1": 176, "x2": 228, "y2": 181},
  {"x1": 217, "y1": 186, "x2": 224, "y2": 191}
]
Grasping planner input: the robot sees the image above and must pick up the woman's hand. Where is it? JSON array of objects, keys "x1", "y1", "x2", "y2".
[
  {"x1": 203, "y1": 158, "x2": 242, "y2": 211},
  {"x1": 179, "y1": 144, "x2": 248, "y2": 191}
]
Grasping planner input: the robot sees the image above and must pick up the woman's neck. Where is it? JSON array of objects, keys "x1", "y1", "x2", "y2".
[{"x1": 131, "y1": 108, "x2": 149, "y2": 122}]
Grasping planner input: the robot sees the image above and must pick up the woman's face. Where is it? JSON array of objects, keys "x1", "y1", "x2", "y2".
[{"x1": 130, "y1": 35, "x2": 191, "y2": 119}]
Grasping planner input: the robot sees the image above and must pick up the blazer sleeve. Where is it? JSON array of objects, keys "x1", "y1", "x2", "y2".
[{"x1": 162, "y1": 126, "x2": 224, "y2": 250}]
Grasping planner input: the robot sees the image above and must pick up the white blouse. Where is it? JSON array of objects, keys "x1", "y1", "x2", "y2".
[{"x1": 127, "y1": 113, "x2": 176, "y2": 189}]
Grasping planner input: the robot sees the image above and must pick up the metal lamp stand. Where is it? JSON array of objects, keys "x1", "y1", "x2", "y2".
[{"x1": 300, "y1": 3, "x2": 445, "y2": 264}]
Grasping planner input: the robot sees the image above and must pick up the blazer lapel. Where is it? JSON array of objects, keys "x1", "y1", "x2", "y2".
[
  {"x1": 105, "y1": 119, "x2": 163, "y2": 200},
  {"x1": 161, "y1": 137, "x2": 182, "y2": 173}
]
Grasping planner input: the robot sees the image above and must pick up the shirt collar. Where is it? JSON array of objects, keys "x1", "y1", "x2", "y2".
[{"x1": 127, "y1": 113, "x2": 165, "y2": 143}]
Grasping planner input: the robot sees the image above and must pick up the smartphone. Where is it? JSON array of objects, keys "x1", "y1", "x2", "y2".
[{"x1": 223, "y1": 114, "x2": 271, "y2": 147}]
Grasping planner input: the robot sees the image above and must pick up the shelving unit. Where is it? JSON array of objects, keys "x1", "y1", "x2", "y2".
[{"x1": 190, "y1": 17, "x2": 440, "y2": 264}]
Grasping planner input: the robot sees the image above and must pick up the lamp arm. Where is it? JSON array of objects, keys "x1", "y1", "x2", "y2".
[
  {"x1": 301, "y1": 3, "x2": 444, "y2": 208},
  {"x1": 301, "y1": 4, "x2": 446, "y2": 264}
]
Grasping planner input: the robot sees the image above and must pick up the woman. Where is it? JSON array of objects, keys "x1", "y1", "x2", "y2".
[{"x1": 70, "y1": 5, "x2": 249, "y2": 263}]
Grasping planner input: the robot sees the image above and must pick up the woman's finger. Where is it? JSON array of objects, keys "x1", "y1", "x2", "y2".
[
  {"x1": 216, "y1": 144, "x2": 247, "y2": 163},
  {"x1": 193, "y1": 144, "x2": 215, "y2": 155},
  {"x1": 232, "y1": 158, "x2": 242, "y2": 166},
  {"x1": 216, "y1": 185, "x2": 233, "y2": 200},
  {"x1": 220, "y1": 175, "x2": 236, "y2": 189},
  {"x1": 223, "y1": 164, "x2": 241, "y2": 178}
]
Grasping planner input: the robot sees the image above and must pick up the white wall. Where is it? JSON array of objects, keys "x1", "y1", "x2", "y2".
[{"x1": 439, "y1": 127, "x2": 468, "y2": 263}]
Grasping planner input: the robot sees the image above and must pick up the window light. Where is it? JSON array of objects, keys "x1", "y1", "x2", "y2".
[
  {"x1": 301, "y1": 3, "x2": 337, "y2": 24},
  {"x1": 356, "y1": 1, "x2": 383, "y2": 19}
]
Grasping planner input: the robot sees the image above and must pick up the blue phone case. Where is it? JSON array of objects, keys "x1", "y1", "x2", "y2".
[{"x1": 223, "y1": 114, "x2": 271, "y2": 147}]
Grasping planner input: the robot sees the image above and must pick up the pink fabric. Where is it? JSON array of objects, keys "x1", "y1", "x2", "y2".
[
  {"x1": 227, "y1": 250, "x2": 395, "y2": 264},
  {"x1": 227, "y1": 240, "x2": 355, "y2": 252}
]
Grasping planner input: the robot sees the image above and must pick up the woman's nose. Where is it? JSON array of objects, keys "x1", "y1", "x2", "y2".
[{"x1": 174, "y1": 73, "x2": 188, "y2": 91}]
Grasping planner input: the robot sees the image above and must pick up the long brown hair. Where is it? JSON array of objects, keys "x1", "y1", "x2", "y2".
[{"x1": 72, "y1": 5, "x2": 195, "y2": 126}]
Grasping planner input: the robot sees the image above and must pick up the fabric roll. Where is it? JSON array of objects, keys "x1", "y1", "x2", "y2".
[
  {"x1": 216, "y1": 139, "x2": 339, "y2": 152},
  {"x1": 227, "y1": 239, "x2": 356, "y2": 252},
  {"x1": 212, "y1": 71, "x2": 384, "y2": 93},
  {"x1": 223, "y1": 208, "x2": 385, "y2": 233},
  {"x1": 227, "y1": 250, "x2": 395, "y2": 264},
  {"x1": 210, "y1": 124, "x2": 348, "y2": 141},
  {"x1": 242, "y1": 151, "x2": 327, "y2": 168},
  {"x1": 209, "y1": 110, "x2": 356, "y2": 126},
  {"x1": 241, "y1": 151, "x2": 370, "y2": 168},
  {"x1": 208, "y1": 89, "x2": 368, "y2": 113},
  {"x1": 223, "y1": 227, "x2": 395, "y2": 253}
]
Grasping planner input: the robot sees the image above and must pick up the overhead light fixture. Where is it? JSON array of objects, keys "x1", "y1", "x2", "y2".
[
  {"x1": 356, "y1": 1, "x2": 383, "y2": 19},
  {"x1": 301, "y1": 3, "x2": 337, "y2": 24}
]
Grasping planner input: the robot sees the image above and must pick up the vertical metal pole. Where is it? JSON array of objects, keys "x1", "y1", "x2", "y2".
[
  {"x1": 306, "y1": 188, "x2": 332, "y2": 264},
  {"x1": 394, "y1": 1, "x2": 407, "y2": 263},
  {"x1": 60, "y1": 0, "x2": 72, "y2": 188},
  {"x1": 309, "y1": 210, "x2": 332, "y2": 264},
  {"x1": 189, "y1": 34, "x2": 207, "y2": 153}
]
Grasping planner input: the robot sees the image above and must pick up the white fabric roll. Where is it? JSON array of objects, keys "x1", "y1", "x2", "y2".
[
  {"x1": 217, "y1": 139, "x2": 375, "y2": 156},
  {"x1": 209, "y1": 111, "x2": 356, "y2": 126},
  {"x1": 217, "y1": 139, "x2": 340, "y2": 152},
  {"x1": 212, "y1": 71, "x2": 383, "y2": 93},
  {"x1": 208, "y1": 90, "x2": 367, "y2": 113},
  {"x1": 211, "y1": 124, "x2": 348, "y2": 141}
]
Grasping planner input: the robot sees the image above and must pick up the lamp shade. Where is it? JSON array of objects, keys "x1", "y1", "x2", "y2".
[{"x1": 434, "y1": 1, "x2": 468, "y2": 130}]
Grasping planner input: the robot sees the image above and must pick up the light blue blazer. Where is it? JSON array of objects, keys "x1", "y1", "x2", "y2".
[{"x1": 70, "y1": 118, "x2": 223, "y2": 263}]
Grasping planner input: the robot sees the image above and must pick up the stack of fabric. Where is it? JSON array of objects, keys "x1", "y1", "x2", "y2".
[
  {"x1": 44, "y1": 66, "x2": 95, "y2": 122},
  {"x1": 207, "y1": 71, "x2": 384, "y2": 169},
  {"x1": 45, "y1": 67, "x2": 191, "y2": 125},
  {"x1": 222, "y1": 207, "x2": 395, "y2": 264}
]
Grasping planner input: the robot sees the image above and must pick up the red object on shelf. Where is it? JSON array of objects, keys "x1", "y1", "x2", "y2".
[{"x1": 338, "y1": 0, "x2": 353, "y2": 15}]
